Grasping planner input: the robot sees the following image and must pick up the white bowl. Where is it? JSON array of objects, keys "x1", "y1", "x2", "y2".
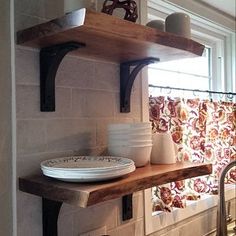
[
  {"x1": 129, "y1": 129, "x2": 152, "y2": 135},
  {"x1": 108, "y1": 140, "x2": 127, "y2": 146},
  {"x1": 108, "y1": 145, "x2": 129, "y2": 157},
  {"x1": 128, "y1": 140, "x2": 152, "y2": 145},
  {"x1": 108, "y1": 123, "x2": 151, "y2": 133},
  {"x1": 107, "y1": 130, "x2": 152, "y2": 138},
  {"x1": 108, "y1": 139, "x2": 152, "y2": 147},
  {"x1": 127, "y1": 145, "x2": 152, "y2": 167},
  {"x1": 130, "y1": 122, "x2": 151, "y2": 128},
  {"x1": 128, "y1": 133, "x2": 153, "y2": 140},
  {"x1": 108, "y1": 135, "x2": 152, "y2": 141},
  {"x1": 130, "y1": 124, "x2": 151, "y2": 128},
  {"x1": 108, "y1": 133, "x2": 129, "y2": 140},
  {"x1": 108, "y1": 124, "x2": 130, "y2": 131},
  {"x1": 108, "y1": 144, "x2": 152, "y2": 167},
  {"x1": 108, "y1": 129, "x2": 129, "y2": 133}
]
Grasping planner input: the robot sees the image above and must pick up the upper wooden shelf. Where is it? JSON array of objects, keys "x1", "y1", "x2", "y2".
[
  {"x1": 17, "y1": 8, "x2": 205, "y2": 63},
  {"x1": 19, "y1": 162, "x2": 212, "y2": 208}
]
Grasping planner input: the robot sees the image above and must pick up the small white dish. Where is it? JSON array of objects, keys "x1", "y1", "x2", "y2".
[{"x1": 108, "y1": 144, "x2": 152, "y2": 167}]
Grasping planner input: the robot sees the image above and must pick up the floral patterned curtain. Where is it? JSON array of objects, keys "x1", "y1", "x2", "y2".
[{"x1": 149, "y1": 96, "x2": 236, "y2": 212}]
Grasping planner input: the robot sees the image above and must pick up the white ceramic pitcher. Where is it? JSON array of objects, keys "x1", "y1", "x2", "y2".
[{"x1": 151, "y1": 132, "x2": 178, "y2": 164}]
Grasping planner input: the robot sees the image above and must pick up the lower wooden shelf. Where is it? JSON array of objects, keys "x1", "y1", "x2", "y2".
[
  {"x1": 19, "y1": 162, "x2": 212, "y2": 208},
  {"x1": 19, "y1": 162, "x2": 212, "y2": 236}
]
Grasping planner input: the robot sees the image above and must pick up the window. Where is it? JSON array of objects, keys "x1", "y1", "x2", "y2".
[
  {"x1": 148, "y1": 47, "x2": 211, "y2": 98},
  {"x1": 147, "y1": 0, "x2": 235, "y2": 99},
  {"x1": 144, "y1": 1, "x2": 236, "y2": 235}
]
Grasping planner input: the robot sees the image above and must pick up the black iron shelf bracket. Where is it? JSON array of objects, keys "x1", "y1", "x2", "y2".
[
  {"x1": 42, "y1": 198, "x2": 63, "y2": 236},
  {"x1": 120, "y1": 57, "x2": 159, "y2": 113},
  {"x1": 40, "y1": 42, "x2": 85, "y2": 112},
  {"x1": 122, "y1": 194, "x2": 133, "y2": 221},
  {"x1": 42, "y1": 194, "x2": 132, "y2": 235}
]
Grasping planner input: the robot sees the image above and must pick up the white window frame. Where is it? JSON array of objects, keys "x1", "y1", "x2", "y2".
[
  {"x1": 147, "y1": 0, "x2": 235, "y2": 94},
  {"x1": 140, "y1": 1, "x2": 236, "y2": 235},
  {"x1": 144, "y1": 185, "x2": 235, "y2": 235}
]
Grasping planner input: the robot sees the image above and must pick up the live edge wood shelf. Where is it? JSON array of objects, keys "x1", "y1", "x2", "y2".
[
  {"x1": 19, "y1": 162, "x2": 212, "y2": 208},
  {"x1": 16, "y1": 8, "x2": 205, "y2": 113},
  {"x1": 19, "y1": 162, "x2": 212, "y2": 236}
]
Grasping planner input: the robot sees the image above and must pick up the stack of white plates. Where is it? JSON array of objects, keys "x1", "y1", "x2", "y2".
[
  {"x1": 41, "y1": 156, "x2": 136, "y2": 182},
  {"x1": 107, "y1": 123, "x2": 153, "y2": 167}
]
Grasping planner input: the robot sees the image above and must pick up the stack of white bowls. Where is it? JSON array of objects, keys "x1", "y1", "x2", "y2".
[{"x1": 107, "y1": 123, "x2": 153, "y2": 167}]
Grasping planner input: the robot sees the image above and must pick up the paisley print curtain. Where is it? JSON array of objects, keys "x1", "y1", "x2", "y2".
[{"x1": 149, "y1": 96, "x2": 236, "y2": 212}]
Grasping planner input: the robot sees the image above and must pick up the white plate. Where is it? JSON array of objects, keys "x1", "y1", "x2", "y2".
[
  {"x1": 41, "y1": 156, "x2": 136, "y2": 182},
  {"x1": 53, "y1": 173, "x2": 133, "y2": 182},
  {"x1": 41, "y1": 156, "x2": 134, "y2": 171},
  {"x1": 42, "y1": 163, "x2": 135, "y2": 182},
  {"x1": 42, "y1": 165, "x2": 135, "y2": 180},
  {"x1": 41, "y1": 164, "x2": 135, "y2": 176}
]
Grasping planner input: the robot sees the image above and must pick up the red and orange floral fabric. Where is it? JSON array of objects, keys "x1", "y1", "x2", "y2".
[{"x1": 149, "y1": 96, "x2": 236, "y2": 211}]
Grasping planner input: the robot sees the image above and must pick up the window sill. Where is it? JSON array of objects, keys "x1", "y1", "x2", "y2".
[{"x1": 144, "y1": 184, "x2": 236, "y2": 235}]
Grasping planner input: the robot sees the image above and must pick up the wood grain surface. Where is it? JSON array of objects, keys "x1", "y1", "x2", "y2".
[
  {"x1": 19, "y1": 162, "x2": 212, "y2": 208},
  {"x1": 17, "y1": 8, "x2": 205, "y2": 62}
]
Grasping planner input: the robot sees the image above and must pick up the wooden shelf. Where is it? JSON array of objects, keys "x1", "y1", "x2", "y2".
[
  {"x1": 17, "y1": 11, "x2": 208, "y2": 235},
  {"x1": 19, "y1": 162, "x2": 212, "y2": 208},
  {"x1": 16, "y1": 8, "x2": 205, "y2": 113},
  {"x1": 19, "y1": 162, "x2": 212, "y2": 235},
  {"x1": 17, "y1": 8, "x2": 205, "y2": 63}
]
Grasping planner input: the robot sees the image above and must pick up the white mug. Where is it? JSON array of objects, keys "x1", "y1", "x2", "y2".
[
  {"x1": 151, "y1": 132, "x2": 177, "y2": 164},
  {"x1": 165, "y1": 12, "x2": 191, "y2": 38},
  {"x1": 146, "y1": 20, "x2": 165, "y2": 32}
]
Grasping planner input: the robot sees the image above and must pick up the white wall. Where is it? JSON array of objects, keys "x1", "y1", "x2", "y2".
[
  {"x1": 15, "y1": 1, "x2": 145, "y2": 235},
  {"x1": 13, "y1": 1, "x2": 236, "y2": 235},
  {"x1": 0, "y1": 0, "x2": 15, "y2": 235}
]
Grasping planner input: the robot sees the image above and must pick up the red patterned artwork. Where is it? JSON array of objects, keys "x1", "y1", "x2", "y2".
[
  {"x1": 150, "y1": 96, "x2": 236, "y2": 212},
  {"x1": 101, "y1": 0, "x2": 138, "y2": 22}
]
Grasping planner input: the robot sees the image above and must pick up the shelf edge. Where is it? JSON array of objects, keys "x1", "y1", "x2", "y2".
[
  {"x1": 19, "y1": 163, "x2": 212, "y2": 208},
  {"x1": 86, "y1": 163, "x2": 212, "y2": 206}
]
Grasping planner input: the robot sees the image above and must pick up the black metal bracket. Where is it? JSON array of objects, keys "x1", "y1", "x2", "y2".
[
  {"x1": 40, "y1": 42, "x2": 85, "y2": 112},
  {"x1": 42, "y1": 198, "x2": 63, "y2": 236},
  {"x1": 41, "y1": 195, "x2": 132, "y2": 235},
  {"x1": 120, "y1": 57, "x2": 159, "y2": 113},
  {"x1": 122, "y1": 194, "x2": 133, "y2": 221}
]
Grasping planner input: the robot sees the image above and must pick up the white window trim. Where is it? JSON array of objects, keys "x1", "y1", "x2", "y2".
[
  {"x1": 144, "y1": 185, "x2": 236, "y2": 235},
  {"x1": 139, "y1": 1, "x2": 236, "y2": 235},
  {"x1": 147, "y1": 0, "x2": 235, "y2": 94}
]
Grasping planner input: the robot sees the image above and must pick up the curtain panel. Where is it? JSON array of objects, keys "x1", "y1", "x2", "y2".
[{"x1": 149, "y1": 96, "x2": 236, "y2": 212}]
